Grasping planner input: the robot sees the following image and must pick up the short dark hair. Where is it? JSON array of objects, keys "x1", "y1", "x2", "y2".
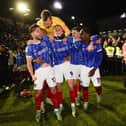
[
  {"x1": 54, "y1": 25, "x2": 65, "y2": 32},
  {"x1": 40, "y1": 9, "x2": 52, "y2": 21},
  {"x1": 29, "y1": 24, "x2": 39, "y2": 33},
  {"x1": 80, "y1": 26, "x2": 91, "y2": 35},
  {"x1": 72, "y1": 26, "x2": 82, "y2": 32}
]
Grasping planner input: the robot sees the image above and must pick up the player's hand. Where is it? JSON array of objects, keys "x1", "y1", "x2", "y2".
[
  {"x1": 49, "y1": 34, "x2": 55, "y2": 42},
  {"x1": 88, "y1": 68, "x2": 96, "y2": 77},
  {"x1": 87, "y1": 42, "x2": 94, "y2": 52},
  {"x1": 32, "y1": 75, "x2": 37, "y2": 81},
  {"x1": 33, "y1": 58, "x2": 45, "y2": 64},
  {"x1": 27, "y1": 40, "x2": 33, "y2": 45},
  {"x1": 62, "y1": 37, "x2": 67, "y2": 43}
]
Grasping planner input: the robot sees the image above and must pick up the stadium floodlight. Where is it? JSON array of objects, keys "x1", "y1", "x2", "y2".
[
  {"x1": 120, "y1": 12, "x2": 126, "y2": 18},
  {"x1": 71, "y1": 16, "x2": 75, "y2": 20},
  {"x1": 53, "y1": 1, "x2": 63, "y2": 10},
  {"x1": 16, "y1": 2, "x2": 30, "y2": 13},
  {"x1": 80, "y1": 22, "x2": 83, "y2": 26}
]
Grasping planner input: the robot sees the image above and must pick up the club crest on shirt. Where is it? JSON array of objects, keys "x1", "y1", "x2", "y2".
[
  {"x1": 70, "y1": 71, "x2": 73, "y2": 77},
  {"x1": 52, "y1": 77, "x2": 56, "y2": 83}
]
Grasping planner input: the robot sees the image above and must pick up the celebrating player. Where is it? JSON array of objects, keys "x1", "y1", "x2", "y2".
[
  {"x1": 28, "y1": 9, "x2": 71, "y2": 108},
  {"x1": 50, "y1": 25, "x2": 69, "y2": 112},
  {"x1": 67, "y1": 26, "x2": 82, "y2": 106},
  {"x1": 80, "y1": 27, "x2": 103, "y2": 110},
  {"x1": 37, "y1": 9, "x2": 70, "y2": 36},
  {"x1": 47, "y1": 24, "x2": 77, "y2": 117},
  {"x1": 25, "y1": 24, "x2": 62, "y2": 122}
]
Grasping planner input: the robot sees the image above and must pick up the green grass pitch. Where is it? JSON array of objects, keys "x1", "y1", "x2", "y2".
[{"x1": 0, "y1": 75, "x2": 126, "y2": 126}]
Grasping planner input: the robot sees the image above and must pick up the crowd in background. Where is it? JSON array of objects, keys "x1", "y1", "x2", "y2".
[
  {"x1": 0, "y1": 17, "x2": 126, "y2": 94},
  {"x1": 0, "y1": 17, "x2": 30, "y2": 50},
  {"x1": 100, "y1": 30, "x2": 126, "y2": 75},
  {"x1": 0, "y1": 17, "x2": 31, "y2": 94}
]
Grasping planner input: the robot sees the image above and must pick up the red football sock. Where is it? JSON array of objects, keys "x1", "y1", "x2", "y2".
[
  {"x1": 75, "y1": 86, "x2": 77, "y2": 98},
  {"x1": 35, "y1": 86, "x2": 45, "y2": 110},
  {"x1": 57, "y1": 91, "x2": 63, "y2": 105},
  {"x1": 35, "y1": 92, "x2": 44, "y2": 110},
  {"x1": 41, "y1": 87, "x2": 45, "y2": 97},
  {"x1": 95, "y1": 86, "x2": 102, "y2": 95},
  {"x1": 82, "y1": 87, "x2": 89, "y2": 102},
  {"x1": 51, "y1": 93, "x2": 59, "y2": 109},
  {"x1": 69, "y1": 89, "x2": 76, "y2": 103}
]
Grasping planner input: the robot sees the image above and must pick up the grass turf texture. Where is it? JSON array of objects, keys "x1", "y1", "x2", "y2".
[{"x1": 0, "y1": 76, "x2": 126, "y2": 126}]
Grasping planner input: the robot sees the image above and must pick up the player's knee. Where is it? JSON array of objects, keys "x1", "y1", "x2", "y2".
[
  {"x1": 69, "y1": 85, "x2": 74, "y2": 90},
  {"x1": 56, "y1": 83, "x2": 62, "y2": 92},
  {"x1": 50, "y1": 87, "x2": 57, "y2": 94},
  {"x1": 35, "y1": 90, "x2": 42, "y2": 97},
  {"x1": 67, "y1": 80, "x2": 74, "y2": 90}
]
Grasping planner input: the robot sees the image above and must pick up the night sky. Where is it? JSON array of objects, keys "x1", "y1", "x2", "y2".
[{"x1": 0, "y1": 0, "x2": 125, "y2": 31}]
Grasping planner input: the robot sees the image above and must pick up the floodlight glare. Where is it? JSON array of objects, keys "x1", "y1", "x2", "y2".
[
  {"x1": 53, "y1": 1, "x2": 62, "y2": 10},
  {"x1": 16, "y1": 2, "x2": 28, "y2": 13},
  {"x1": 80, "y1": 22, "x2": 83, "y2": 26},
  {"x1": 71, "y1": 16, "x2": 75, "y2": 20}
]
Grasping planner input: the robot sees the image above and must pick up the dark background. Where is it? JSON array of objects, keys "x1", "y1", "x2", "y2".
[{"x1": 0, "y1": 0, "x2": 126, "y2": 33}]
